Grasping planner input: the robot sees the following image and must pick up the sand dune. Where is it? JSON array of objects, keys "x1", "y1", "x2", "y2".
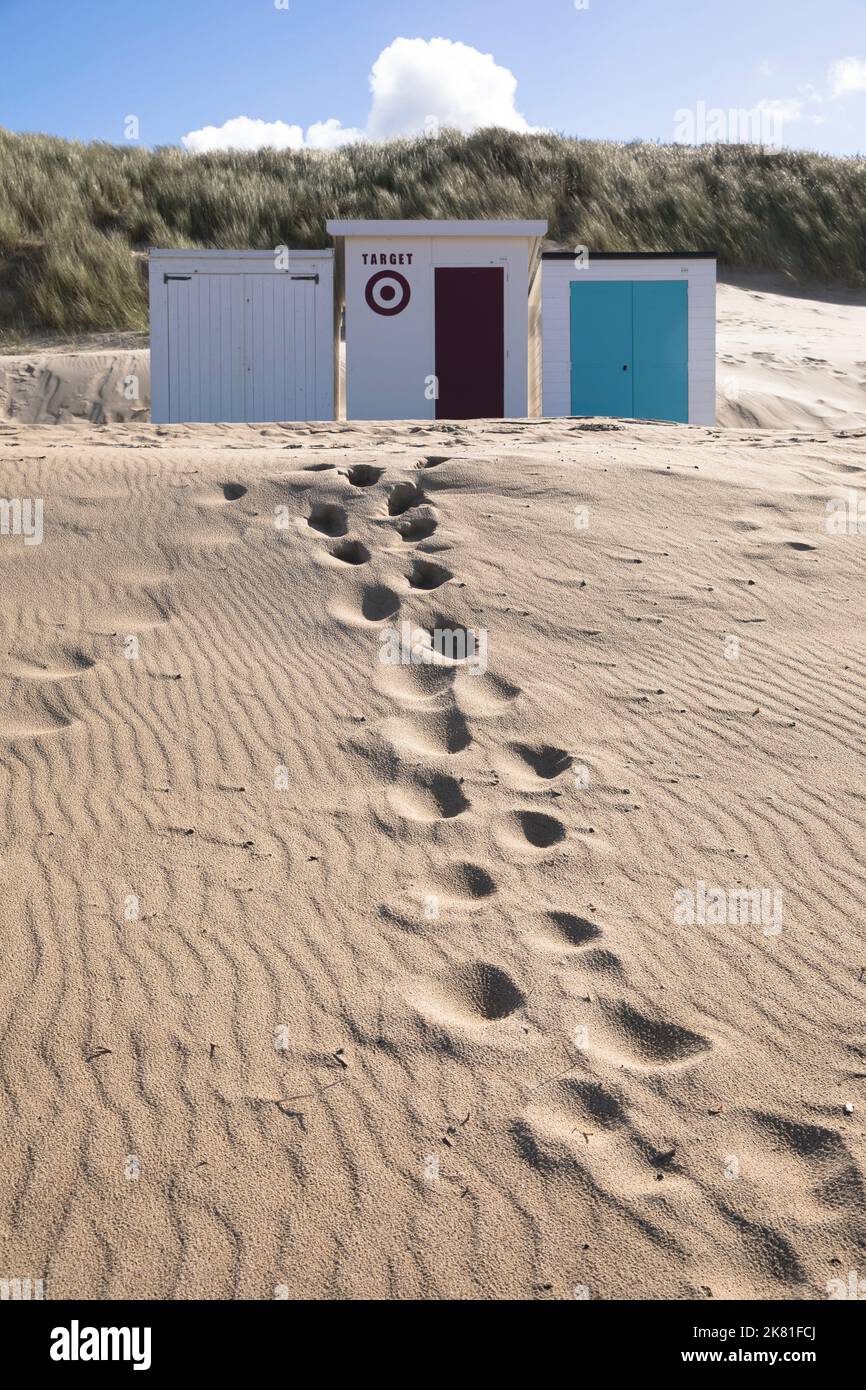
[
  {"x1": 717, "y1": 273, "x2": 866, "y2": 430},
  {"x1": 0, "y1": 339, "x2": 149, "y2": 424},
  {"x1": 0, "y1": 413, "x2": 863, "y2": 1300}
]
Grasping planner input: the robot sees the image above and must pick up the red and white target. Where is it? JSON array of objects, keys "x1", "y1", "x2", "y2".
[{"x1": 365, "y1": 270, "x2": 411, "y2": 316}]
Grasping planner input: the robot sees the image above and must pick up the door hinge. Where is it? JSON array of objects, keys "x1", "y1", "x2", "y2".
[
  {"x1": 164, "y1": 274, "x2": 192, "y2": 283},
  {"x1": 291, "y1": 273, "x2": 319, "y2": 283}
]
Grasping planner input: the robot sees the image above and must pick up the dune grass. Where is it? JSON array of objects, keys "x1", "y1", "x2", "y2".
[{"x1": 1, "y1": 126, "x2": 864, "y2": 335}]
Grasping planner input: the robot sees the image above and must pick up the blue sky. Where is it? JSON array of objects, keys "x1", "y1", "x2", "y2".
[{"x1": 2, "y1": 0, "x2": 865, "y2": 155}]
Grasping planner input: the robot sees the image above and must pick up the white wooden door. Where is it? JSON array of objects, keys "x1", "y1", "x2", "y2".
[
  {"x1": 244, "y1": 273, "x2": 318, "y2": 421},
  {"x1": 165, "y1": 271, "x2": 320, "y2": 423},
  {"x1": 165, "y1": 273, "x2": 245, "y2": 422}
]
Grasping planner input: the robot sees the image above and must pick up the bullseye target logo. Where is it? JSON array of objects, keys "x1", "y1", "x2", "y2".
[{"x1": 365, "y1": 269, "x2": 411, "y2": 316}]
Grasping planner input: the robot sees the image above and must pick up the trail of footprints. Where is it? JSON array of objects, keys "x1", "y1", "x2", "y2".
[
  {"x1": 301, "y1": 455, "x2": 714, "y2": 1071},
  {"x1": 300, "y1": 451, "x2": 852, "y2": 1289}
]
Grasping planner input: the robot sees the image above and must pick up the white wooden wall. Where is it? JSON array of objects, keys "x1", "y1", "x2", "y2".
[
  {"x1": 541, "y1": 257, "x2": 716, "y2": 424},
  {"x1": 149, "y1": 250, "x2": 335, "y2": 423},
  {"x1": 339, "y1": 236, "x2": 537, "y2": 420}
]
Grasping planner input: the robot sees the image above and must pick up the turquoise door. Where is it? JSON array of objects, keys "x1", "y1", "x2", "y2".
[
  {"x1": 632, "y1": 281, "x2": 688, "y2": 422},
  {"x1": 569, "y1": 281, "x2": 633, "y2": 417},
  {"x1": 569, "y1": 279, "x2": 688, "y2": 422}
]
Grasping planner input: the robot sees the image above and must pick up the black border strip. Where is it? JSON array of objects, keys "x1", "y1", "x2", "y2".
[{"x1": 542, "y1": 250, "x2": 717, "y2": 260}]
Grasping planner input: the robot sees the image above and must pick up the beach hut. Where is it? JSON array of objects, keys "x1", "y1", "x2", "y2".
[
  {"x1": 541, "y1": 252, "x2": 717, "y2": 424},
  {"x1": 148, "y1": 249, "x2": 336, "y2": 423},
  {"x1": 326, "y1": 219, "x2": 547, "y2": 421}
]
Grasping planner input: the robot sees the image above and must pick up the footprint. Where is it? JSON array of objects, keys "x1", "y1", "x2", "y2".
[
  {"x1": 504, "y1": 809, "x2": 567, "y2": 850},
  {"x1": 455, "y1": 670, "x2": 520, "y2": 717},
  {"x1": 509, "y1": 1120, "x2": 572, "y2": 1175},
  {"x1": 346, "y1": 465, "x2": 383, "y2": 488},
  {"x1": 511, "y1": 744, "x2": 573, "y2": 780},
  {"x1": 716, "y1": 1208, "x2": 807, "y2": 1286},
  {"x1": 751, "y1": 1112, "x2": 848, "y2": 1162},
  {"x1": 408, "y1": 558, "x2": 453, "y2": 590},
  {"x1": 395, "y1": 509, "x2": 437, "y2": 542},
  {"x1": 388, "y1": 481, "x2": 427, "y2": 516},
  {"x1": 385, "y1": 708, "x2": 472, "y2": 755},
  {"x1": 386, "y1": 773, "x2": 470, "y2": 822},
  {"x1": 558, "y1": 1078, "x2": 628, "y2": 1128},
  {"x1": 378, "y1": 619, "x2": 473, "y2": 670},
  {"x1": 512, "y1": 1076, "x2": 632, "y2": 1178},
  {"x1": 388, "y1": 862, "x2": 497, "y2": 932},
  {"x1": 579, "y1": 948, "x2": 626, "y2": 979},
  {"x1": 421, "y1": 961, "x2": 523, "y2": 1025},
  {"x1": 538, "y1": 911, "x2": 603, "y2": 948},
  {"x1": 222, "y1": 483, "x2": 248, "y2": 501},
  {"x1": 331, "y1": 583, "x2": 401, "y2": 626},
  {"x1": 308, "y1": 502, "x2": 348, "y2": 537},
  {"x1": 745, "y1": 1112, "x2": 861, "y2": 1212},
  {"x1": 361, "y1": 585, "x2": 401, "y2": 622},
  {"x1": 375, "y1": 659, "x2": 456, "y2": 706},
  {"x1": 330, "y1": 539, "x2": 371, "y2": 566},
  {"x1": 529, "y1": 1076, "x2": 628, "y2": 1132},
  {"x1": 436, "y1": 861, "x2": 497, "y2": 901},
  {"x1": 599, "y1": 1000, "x2": 712, "y2": 1068},
  {"x1": 420, "y1": 620, "x2": 482, "y2": 666}
]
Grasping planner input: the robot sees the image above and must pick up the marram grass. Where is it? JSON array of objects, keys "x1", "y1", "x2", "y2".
[{"x1": 1, "y1": 127, "x2": 864, "y2": 334}]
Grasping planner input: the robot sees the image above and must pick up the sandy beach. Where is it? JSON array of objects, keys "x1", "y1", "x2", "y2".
[{"x1": 0, "y1": 386, "x2": 864, "y2": 1297}]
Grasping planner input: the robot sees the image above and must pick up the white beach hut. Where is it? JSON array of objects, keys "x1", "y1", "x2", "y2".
[
  {"x1": 541, "y1": 252, "x2": 717, "y2": 424},
  {"x1": 148, "y1": 248, "x2": 336, "y2": 423},
  {"x1": 326, "y1": 219, "x2": 547, "y2": 421}
]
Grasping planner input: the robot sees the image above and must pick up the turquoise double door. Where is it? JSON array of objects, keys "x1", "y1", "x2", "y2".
[{"x1": 569, "y1": 279, "x2": 688, "y2": 422}]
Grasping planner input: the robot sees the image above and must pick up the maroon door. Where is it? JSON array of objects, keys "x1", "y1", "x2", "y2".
[{"x1": 434, "y1": 267, "x2": 505, "y2": 419}]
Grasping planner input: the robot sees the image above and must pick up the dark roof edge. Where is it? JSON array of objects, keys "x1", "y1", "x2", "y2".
[{"x1": 542, "y1": 250, "x2": 717, "y2": 260}]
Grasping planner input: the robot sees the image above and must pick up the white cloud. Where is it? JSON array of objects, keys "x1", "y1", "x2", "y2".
[
  {"x1": 181, "y1": 37, "x2": 537, "y2": 153},
  {"x1": 182, "y1": 117, "x2": 305, "y2": 153},
  {"x1": 756, "y1": 97, "x2": 803, "y2": 124},
  {"x1": 305, "y1": 118, "x2": 365, "y2": 150},
  {"x1": 366, "y1": 37, "x2": 536, "y2": 138},
  {"x1": 828, "y1": 57, "x2": 866, "y2": 97},
  {"x1": 180, "y1": 112, "x2": 361, "y2": 152},
  {"x1": 181, "y1": 114, "x2": 364, "y2": 153}
]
